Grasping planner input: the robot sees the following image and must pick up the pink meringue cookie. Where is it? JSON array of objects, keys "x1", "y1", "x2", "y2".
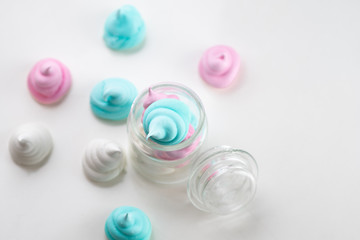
[
  {"x1": 143, "y1": 88, "x2": 179, "y2": 109},
  {"x1": 198, "y1": 45, "x2": 240, "y2": 88},
  {"x1": 153, "y1": 124, "x2": 199, "y2": 161},
  {"x1": 27, "y1": 58, "x2": 72, "y2": 104},
  {"x1": 141, "y1": 88, "x2": 179, "y2": 122}
]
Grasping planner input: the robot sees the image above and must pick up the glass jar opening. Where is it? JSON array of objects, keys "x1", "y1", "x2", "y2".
[{"x1": 129, "y1": 82, "x2": 207, "y2": 153}]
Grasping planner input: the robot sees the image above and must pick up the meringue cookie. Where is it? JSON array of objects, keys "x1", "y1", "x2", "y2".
[
  {"x1": 82, "y1": 139, "x2": 125, "y2": 182},
  {"x1": 28, "y1": 58, "x2": 71, "y2": 104},
  {"x1": 8, "y1": 123, "x2": 53, "y2": 166},
  {"x1": 143, "y1": 88, "x2": 179, "y2": 109},
  {"x1": 105, "y1": 206, "x2": 152, "y2": 240},
  {"x1": 199, "y1": 45, "x2": 240, "y2": 88},
  {"x1": 152, "y1": 124, "x2": 201, "y2": 161},
  {"x1": 141, "y1": 88, "x2": 179, "y2": 122},
  {"x1": 104, "y1": 5, "x2": 146, "y2": 50},
  {"x1": 143, "y1": 98, "x2": 191, "y2": 145},
  {"x1": 90, "y1": 78, "x2": 137, "y2": 121}
]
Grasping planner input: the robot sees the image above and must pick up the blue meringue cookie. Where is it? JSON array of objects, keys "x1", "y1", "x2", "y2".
[
  {"x1": 90, "y1": 78, "x2": 137, "y2": 121},
  {"x1": 105, "y1": 206, "x2": 152, "y2": 240},
  {"x1": 104, "y1": 5, "x2": 146, "y2": 50},
  {"x1": 143, "y1": 98, "x2": 192, "y2": 145}
]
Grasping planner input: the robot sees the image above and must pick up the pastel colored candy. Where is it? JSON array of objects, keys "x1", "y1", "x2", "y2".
[
  {"x1": 143, "y1": 88, "x2": 179, "y2": 109},
  {"x1": 141, "y1": 87, "x2": 201, "y2": 160},
  {"x1": 104, "y1": 5, "x2": 146, "y2": 50},
  {"x1": 105, "y1": 206, "x2": 152, "y2": 240},
  {"x1": 152, "y1": 124, "x2": 202, "y2": 161},
  {"x1": 143, "y1": 98, "x2": 191, "y2": 145},
  {"x1": 8, "y1": 123, "x2": 53, "y2": 166},
  {"x1": 141, "y1": 88, "x2": 179, "y2": 122},
  {"x1": 82, "y1": 139, "x2": 125, "y2": 182},
  {"x1": 27, "y1": 58, "x2": 71, "y2": 104},
  {"x1": 90, "y1": 78, "x2": 137, "y2": 121},
  {"x1": 199, "y1": 45, "x2": 240, "y2": 88}
]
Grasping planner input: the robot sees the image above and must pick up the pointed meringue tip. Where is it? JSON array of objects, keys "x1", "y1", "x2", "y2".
[
  {"x1": 103, "y1": 87, "x2": 115, "y2": 101},
  {"x1": 106, "y1": 145, "x2": 122, "y2": 156},
  {"x1": 146, "y1": 128, "x2": 164, "y2": 141},
  {"x1": 118, "y1": 212, "x2": 133, "y2": 226},
  {"x1": 17, "y1": 136, "x2": 27, "y2": 146},
  {"x1": 146, "y1": 130, "x2": 156, "y2": 140},
  {"x1": 17, "y1": 136, "x2": 24, "y2": 143},
  {"x1": 41, "y1": 66, "x2": 52, "y2": 75},
  {"x1": 123, "y1": 212, "x2": 133, "y2": 223},
  {"x1": 116, "y1": 9, "x2": 121, "y2": 18},
  {"x1": 103, "y1": 85, "x2": 125, "y2": 104},
  {"x1": 148, "y1": 87, "x2": 154, "y2": 96}
]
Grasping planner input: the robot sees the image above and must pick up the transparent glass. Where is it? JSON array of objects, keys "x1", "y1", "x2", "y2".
[
  {"x1": 187, "y1": 146, "x2": 258, "y2": 214},
  {"x1": 127, "y1": 82, "x2": 207, "y2": 184}
]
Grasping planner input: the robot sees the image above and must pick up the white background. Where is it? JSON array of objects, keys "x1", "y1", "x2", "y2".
[{"x1": 0, "y1": 0, "x2": 359, "y2": 239}]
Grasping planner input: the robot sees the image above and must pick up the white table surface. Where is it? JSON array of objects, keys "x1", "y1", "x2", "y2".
[{"x1": 0, "y1": 0, "x2": 359, "y2": 239}]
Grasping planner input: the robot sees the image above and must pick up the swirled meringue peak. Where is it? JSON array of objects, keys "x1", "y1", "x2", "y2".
[
  {"x1": 199, "y1": 45, "x2": 240, "y2": 88},
  {"x1": 143, "y1": 98, "x2": 191, "y2": 145},
  {"x1": 83, "y1": 139, "x2": 125, "y2": 182},
  {"x1": 8, "y1": 123, "x2": 53, "y2": 166},
  {"x1": 90, "y1": 78, "x2": 137, "y2": 121},
  {"x1": 105, "y1": 206, "x2": 152, "y2": 240},
  {"x1": 104, "y1": 5, "x2": 146, "y2": 50},
  {"x1": 28, "y1": 58, "x2": 71, "y2": 104},
  {"x1": 143, "y1": 88, "x2": 179, "y2": 109}
]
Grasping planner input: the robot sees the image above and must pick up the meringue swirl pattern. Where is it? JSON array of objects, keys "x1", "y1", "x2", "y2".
[
  {"x1": 199, "y1": 45, "x2": 240, "y2": 88},
  {"x1": 143, "y1": 98, "x2": 191, "y2": 145},
  {"x1": 90, "y1": 78, "x2": 137, "y2": 121},
  {"x1": 8, "y1": 123, "x2": 53, "y2": 166},
  {"x1": 28, "y1": 58, "x2": 72, "y2": 104},
  {"x1": 105, "y1": 206, "x2": 152, "y2": 240},
  {"x1": 104, "y1": 5, "x2": 146, "y2": 50},
  {"x1": 83, "y1": 139, "x2": 125, "y2": 182}
]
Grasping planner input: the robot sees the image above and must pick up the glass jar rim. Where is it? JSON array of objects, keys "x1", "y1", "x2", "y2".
[
  {"x1": 187, "y1": 145, "x2": 258, "y2": 214},
  {"x1": 192, "y1": 145, "x2": 258, "y2": 175},
  {"x1": 128, "y1": 82, "x2": 207, "y2": 152}
]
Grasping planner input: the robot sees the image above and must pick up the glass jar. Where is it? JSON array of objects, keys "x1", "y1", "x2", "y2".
[
  {"x1": 128, "y1": 83, "x2": 258, "y2": 214},
  {"x1": 127, "y1": 82, "x2": 208, "y2": 184},
  {"x1": 187, "y1": 146, "x2": 258, "y2": 214}
]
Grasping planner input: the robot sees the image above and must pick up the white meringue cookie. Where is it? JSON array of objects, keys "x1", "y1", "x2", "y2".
[
  {"x1": 8, "y1": 123, "x2": 53, "y2": 166},
  {"x1": 83, "y1": 139, "x2": 125, "y2": 182}
]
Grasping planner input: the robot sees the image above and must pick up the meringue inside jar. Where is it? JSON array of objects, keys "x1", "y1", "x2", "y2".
[{"x1": 127, "y1": 82, "x2": 207, "y2": 184}]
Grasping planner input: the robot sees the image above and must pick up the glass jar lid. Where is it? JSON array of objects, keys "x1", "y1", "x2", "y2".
[{"x1": 187, "y1": 146, "x2": 258, "y2": 215}]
